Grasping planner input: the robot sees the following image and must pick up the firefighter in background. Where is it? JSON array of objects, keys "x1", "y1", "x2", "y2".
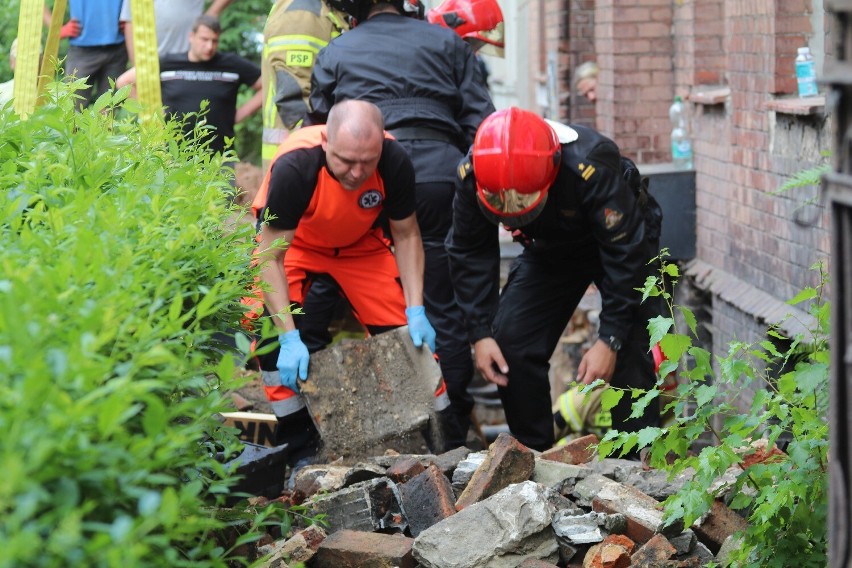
[
  {"x1": 426, "y1": 0, "x2": 505, "y2": 90},
  {"x1": 446, "y1": 107, "x2": 664, "y2": 452},
  {"x1": 309, "y1": 0, "x2": 495, "y2": 451},
  {"x1": 261, "y1": 0, "x2": 348, "y2": 169},
  {"x1": 553, "y1": 344, "x2": 677, "y2": 443},
  {"x1": 255, "y1": 100, "x2": 446, "y2": 464}
]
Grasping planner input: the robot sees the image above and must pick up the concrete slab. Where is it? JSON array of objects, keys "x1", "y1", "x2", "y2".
[{"x1": 299, "y1": 327, "x2": 442, "y2": 461}]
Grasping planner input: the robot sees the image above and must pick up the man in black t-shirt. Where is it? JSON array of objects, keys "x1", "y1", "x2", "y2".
[{"x1": 117, "y1": 15, "x2": 262, "y2": 157}]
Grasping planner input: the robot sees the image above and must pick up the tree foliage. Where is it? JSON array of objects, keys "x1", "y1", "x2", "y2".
[{"x1": 598, "y1": 252, "x2": 829, "y2": 567}]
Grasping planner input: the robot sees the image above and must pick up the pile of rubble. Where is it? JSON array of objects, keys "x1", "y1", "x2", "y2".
[{"x1": 243, "y1": 432, "x2": 748, "y2": 567}]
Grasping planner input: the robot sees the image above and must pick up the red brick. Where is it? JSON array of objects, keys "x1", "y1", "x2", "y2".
[
  {"x1": 455, "y1": 433, "x2": 535, "y2": 510},
  {"x1": 691, "y1": 500, "x2": 749, "y2": 554},
  {"x1": 584, "y1": 534, "x2": 635, "y2": 568},
  {"x1": 541, "y1": 434, "x2": 599, "y2": 465},
  {"x1": 312, "y1": 529, "x2": 414, "y2": 568},
  {"x1": 630, "y1": 533, "x2": 677, "y2": 565},
  {"x1": 387, "y1": 457, "x2": 426, "y2": 483}
]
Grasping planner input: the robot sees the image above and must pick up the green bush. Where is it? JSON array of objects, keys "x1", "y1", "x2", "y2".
[
  {"x1": 596, "y1": 254, "x2": 829, "y2": 566},
  {"x1": 0, "y1": 82, "x2": 263, "y2": 566}
]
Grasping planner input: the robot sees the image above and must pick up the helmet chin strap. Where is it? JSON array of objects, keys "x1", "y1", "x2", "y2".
[{"x1": 476, "y1": 193, "x2": 548, "y2": 228}]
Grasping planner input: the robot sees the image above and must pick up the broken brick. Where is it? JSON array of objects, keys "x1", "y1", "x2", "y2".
[
  {"x1": 583, "y1": 534, "x2": 634, "y2": 568},
  {"x1": 387, "y1": 456, "x2": 427, "y2": 483},
  {"x1": 691, "y1": 499, "x2": 748, "y2": 554},
  {"x1": 541, "y1": 434, "x2": 599, "y2": 465},
  {"x1": 312, "y1": 529, "x2": 415, "y2": 568},
  {"x1": 630, "y1": 533, "x2": 677, "y2": 565},
  {"x1": 455, "y1": 432, "x2": 535, "y2": 510},
  {"x1": 398, "y1": 464, "x2": 456, "y2": 536}
]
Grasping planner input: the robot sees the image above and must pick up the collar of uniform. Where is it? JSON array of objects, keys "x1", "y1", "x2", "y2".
[{"x1": 544, "y1": 119, "x2": 578, "y2": 145}]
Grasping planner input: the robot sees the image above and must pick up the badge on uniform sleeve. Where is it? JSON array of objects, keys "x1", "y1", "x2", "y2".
[
  {"x1": 457, "y1": 155, "x2": 472, "y2": 181},
  {"x1": 285, "y1": 51, "x2": 314, "y2": 67},
  {"x1": 603, "y1": 207, "x2": 623, "y2": 230},
  {"x1": 578, "y1": 162, "x2": 596, "y2": 181}
]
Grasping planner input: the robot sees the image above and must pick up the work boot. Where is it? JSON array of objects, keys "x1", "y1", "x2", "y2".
[{"x1": 275, "y1": 407, "x2": 321, "y2": 466}]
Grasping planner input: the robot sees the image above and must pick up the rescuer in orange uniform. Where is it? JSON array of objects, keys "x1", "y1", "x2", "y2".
[{"x1": 254, "y1": 99, "x2": 445, "y2": 463}]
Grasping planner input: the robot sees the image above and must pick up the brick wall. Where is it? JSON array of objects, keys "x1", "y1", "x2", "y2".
[
  {"x1": 526, "y1": 0, "x2": 832, "y2": 412},
  {"x1": 594, "y1": 0, "x2": 673, "y2": 163}
]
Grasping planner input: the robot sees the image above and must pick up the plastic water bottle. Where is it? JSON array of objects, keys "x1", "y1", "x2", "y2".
[
  {"x1": 795, "y1": 46, "x2": 818, "y2": 98},
  {"x1": 669, "y1": 96, "x2": 693, "y2": 169}
]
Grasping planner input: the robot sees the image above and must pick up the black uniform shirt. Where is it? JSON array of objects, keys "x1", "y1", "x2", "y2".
[{"x1": 446, "y1": 125, "x2": 652, "y2": 344}]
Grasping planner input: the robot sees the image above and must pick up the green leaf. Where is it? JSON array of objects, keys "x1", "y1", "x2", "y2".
[
  {"x1": 636, "y1": 426, "x2": 663, "y2": 448},
  {"x1": 794, "y1": 362, "x2": 828, "y2": 397},
  {"x1": 693, "y1": 384, "x2": 718, "y2": 407},
  {"x1": 677, "y1": 305, "x2": 698, "y2": 337},
  {"x1": 787, "y1": 287, "x2": 817, "y2": 306},
  {"x1": 600, "y1": 388, "x2": 625, "y2": 412},
  {"x1": 647, "y1": 315, "x2": 674, "y2": 347},
  {"x1": 660, "y1": 333, "x2": 692, "y2": 362},
  {"x1": 663, "y1": 263, "x2": 680, "y2": 278}
]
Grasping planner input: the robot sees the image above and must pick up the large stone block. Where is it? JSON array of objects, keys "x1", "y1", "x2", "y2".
[
  {"x1": 413, "y1": 481, "x2": 557, "y2": 568},
  {"x1": 299, "y1": 327, "x2": 442, "y2": 461}
]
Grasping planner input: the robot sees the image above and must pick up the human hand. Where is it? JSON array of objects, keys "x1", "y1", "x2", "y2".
[
  {"x1": 576, "y1": 339, "x2": 618, "y2": 385},
  {"x1": 277, "y1": 330, "x2": 309, "y2": 391},
  {"x1": 60, "y1": 19, "x2": 81, "y2": 39},
  {"x1": 473, "y1": 337, "x2": 509, "y2": 387},
  {"x1": 405, "y1": 305, "x2": 436, "y2": 353}
]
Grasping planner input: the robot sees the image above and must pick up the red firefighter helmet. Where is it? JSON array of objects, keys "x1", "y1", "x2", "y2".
[
  {"x1": 427, "y1": 0, "x2": 505, "y2": 56},
  {"x1": 472, "y1": 107, "x2": 561, "y2": 226}
]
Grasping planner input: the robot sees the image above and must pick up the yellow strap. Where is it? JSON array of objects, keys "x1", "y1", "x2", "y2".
[
  {"x1": 13, "y1": 0, "x2": 47, "y2": 117},
  {"x1": 130, "y1": 0, "x2": 162, "y2": 114},
  {"x1": 36, "y1": 0, "x2": 66, "y2": 106}
]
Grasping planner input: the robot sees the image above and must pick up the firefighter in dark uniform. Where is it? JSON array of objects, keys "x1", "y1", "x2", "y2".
[
  {"x1": 446, "y1": 107, "x2": 663, "y2": 452},
  {"x1": 308, "y1": 0, "x2": 495, "y2": 450}
]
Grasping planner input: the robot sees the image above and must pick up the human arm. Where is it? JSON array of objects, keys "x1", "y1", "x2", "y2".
[
  {"x1": 116, "y1": 66, "x2": 137, "y2": 97},
  {"x1": 573, "y1": 138, "x2": 650, "y2": 383},
  {"x1": 235, "y1": 77, "x2": 263, "y2": 123},
  {"x1": 258, "y1": 223, "x2": 310, "y2": 386},
  {"x1": 307, "y1": 47, "x2": 337, "y2": 125},
  {"x1": 452, "y1": 38, "x2": 495, "y2": 147},
  {"x1": 388, "y1": 214, "x2": 425, "y2": 309},
  {"x1": 205, "y1": 0, "x2": 234, "y2": 17},
  {"x1": 44, "y1": 5, "x2": 81, "y2": 38},
  {"x1": 265, "y1": 9, "x2": 341, "y2": 130}
]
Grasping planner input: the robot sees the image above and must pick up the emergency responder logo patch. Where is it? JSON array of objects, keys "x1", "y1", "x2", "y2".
[
  {"x1": 604, "y1": 208, "x2": 623, "y2": 229},
  {"x1": 285, "y1": 51, "x2": 314, "y2": 67},
  {"x1": 359, "y1": 190, "x2": 383, "y2": 209}
]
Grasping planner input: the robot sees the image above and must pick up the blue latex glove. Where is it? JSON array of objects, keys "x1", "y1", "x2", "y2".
[
  {"x1": 405, "y1": 305, "x2": 436, "y2": 353},
  {"x1": 277, "y1": 330, "x2": 309, "y2": 391}
]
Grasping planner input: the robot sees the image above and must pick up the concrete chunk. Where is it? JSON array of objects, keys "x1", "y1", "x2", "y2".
[
  {"x1": 300, "y1": 327, "x2": 442, "y2": 461},
  {"x1": 455, "y1": 433, "x2": 535, "y2": 510},
  {"x1": 307, "y1": 477, "x2": 407, "y2": 534},
  {"x1": 413, "y1": 481, "x2": 557, "y2": 568},
  {"x1": 532, "y1": 458, "x2": 591, "y2": 490},
  {"x1": 452, "y1": 451, "x2": 487, "y2": 495},
  {"x1": 312, "y1": 529, "x2": 415, "y2": 568},
  {"x1": 573, "y1": 473, "x2": 683, "y2": 543}
]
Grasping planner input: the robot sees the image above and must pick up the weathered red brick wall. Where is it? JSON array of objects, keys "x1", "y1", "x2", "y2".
[{"x1": 594, "y1": 0, "x2": 673, "y2": 163}]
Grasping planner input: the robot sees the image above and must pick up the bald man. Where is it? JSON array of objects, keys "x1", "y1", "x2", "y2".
[{"x1": 253, "y1": 100, "x2": 444, "y2": 463}]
